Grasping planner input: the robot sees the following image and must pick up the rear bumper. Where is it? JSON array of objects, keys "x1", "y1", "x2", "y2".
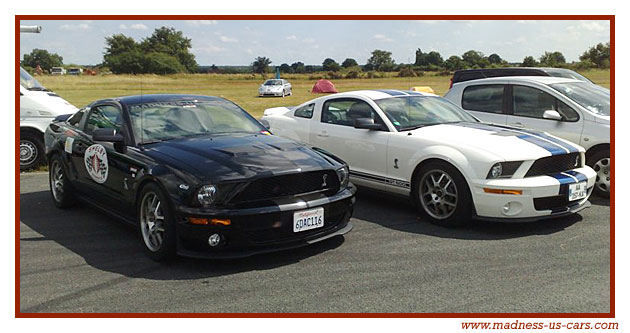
[
  {"x1": 470, "y1": 166, "x2": 596, "y2": 221},
  {"x1": 173, "y1": 186, "x2": 356, "y2": 259}
]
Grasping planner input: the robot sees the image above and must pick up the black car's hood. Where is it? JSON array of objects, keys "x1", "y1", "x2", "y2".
[{"x1": 141, "y1": 133, "x2": 338, "y2": 183}]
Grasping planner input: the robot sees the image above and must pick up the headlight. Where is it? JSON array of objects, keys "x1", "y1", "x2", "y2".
[
  {"x1": 336, "y1": 166, "x2": 349, "y2": 188},
  {"x1": 488, "y1": 163, "x2": 502, "y2": 179},
  {"x1": 197, "y1": 185, "x2": 218, "y2": 206},
  {"x1": 486, "y1": 161, "x2": 522, "y2": 179}
]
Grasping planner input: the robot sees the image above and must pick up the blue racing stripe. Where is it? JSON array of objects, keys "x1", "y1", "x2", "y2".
[
  {"x1": 563, "y1": 170, "x2": 588, "y2": 182},
  {"x1": 376, "y1": 89, "x2": 408, "y2": 96},
  {"x1": 550, "y1": 173, "x2": 576, "y2": 185},
  {"x1": 515, "y1": 134, "x2": 567, "y2": 155},
  {"x1": 453, "y1": 122, "x2": 567, "y2": 155},
  {"x1": 513, "y1": 128, "x2": 579, "y2": 153}
]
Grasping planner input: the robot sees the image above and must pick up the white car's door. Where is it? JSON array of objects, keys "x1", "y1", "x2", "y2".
[
  {"x1": 507, "y1": 84, "x2": 583, "y2": 144},
  {"x1": 309, "y1": 97, "x2": 390, "y2": 183},
  {"x1": 459, "y1": 84, "x2": 508, "y2": 125}
]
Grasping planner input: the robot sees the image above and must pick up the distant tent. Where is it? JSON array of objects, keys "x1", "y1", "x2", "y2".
[{"x1": 311, "y1": 79, "x2": 338, "y2": 93}]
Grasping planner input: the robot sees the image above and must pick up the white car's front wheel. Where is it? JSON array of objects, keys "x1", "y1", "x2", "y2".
[{"x1": 414, "y1": 161, "x2": 472, "y2": 226}]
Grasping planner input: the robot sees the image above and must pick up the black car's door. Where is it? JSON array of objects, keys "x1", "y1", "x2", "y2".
[{"x1": 73, "y1": 103, "x2": 136, "y2": 213}]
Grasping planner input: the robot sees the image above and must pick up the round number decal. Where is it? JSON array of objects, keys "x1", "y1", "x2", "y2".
[{"x1": 84, "y1": 144, "x2": 108, "y2": 184}]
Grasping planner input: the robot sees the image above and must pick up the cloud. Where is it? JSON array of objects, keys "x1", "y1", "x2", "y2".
[
  {"x1": 286, "y1": 35, "x2": 297, "y2": 40},
  {"x1": 59, "y1": 23, "x2": 91, "y2": 31},
  {"x1": 186, "y1": 20, "x2": 218, "y2": 26},
  {"x1": 373, "y1": 34, "x2": 394, "y2": 42},
  {"x1": 219, "y1": 35, "x2": 238, "y2": 43},
  {"x1": 194, "y1": 45, "x2": 226, "y2": 53},
  {"x1": 119, "y1": 23, "x2": 148, "y2": 30},
  {"x1": 302, "y1": 38, "x2": 315, "y2": 43}
]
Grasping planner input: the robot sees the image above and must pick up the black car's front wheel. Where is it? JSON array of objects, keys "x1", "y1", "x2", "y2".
[
  {"x1": 138, "y1": 183, "x2": 176, "y2": 261},
  {"x1": 413, "y1": 161, "x2": 472, "y2": 226},
  {"x1": 49, "y1": 154, "x2": 74, "y2": 209}
]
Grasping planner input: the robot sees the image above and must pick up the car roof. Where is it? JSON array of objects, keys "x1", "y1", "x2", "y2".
[
  {"x1": 329, "y1": 89, "x2": 437, "y2": 101},
  {"x1": 453, "y1": 76, "x2": 583, "y2": 86},
  {"x1": 94, "y1": 94, "x2": 225, "y2": 106}
]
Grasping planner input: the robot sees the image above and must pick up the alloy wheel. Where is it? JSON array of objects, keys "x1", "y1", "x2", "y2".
[
  {"x1": 140, "y1": 192, "x2": 166, "y2": 252},
  {"x1": 419, "y1": 170, "x2": 458, "y2": 220}
]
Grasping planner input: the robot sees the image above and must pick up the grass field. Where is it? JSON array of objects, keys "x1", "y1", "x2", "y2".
[{"x1": 37, "y1": 69, "x2": 610, "y2": 118}]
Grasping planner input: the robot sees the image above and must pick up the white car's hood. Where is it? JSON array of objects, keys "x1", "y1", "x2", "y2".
[{"x1": 409, "y1": 122, "x2": 583, "y2": 161}]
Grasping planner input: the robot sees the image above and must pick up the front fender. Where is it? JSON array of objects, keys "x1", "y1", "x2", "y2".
[{"x1": 406, "y1": 145, "x2": 491, "y2": 187}]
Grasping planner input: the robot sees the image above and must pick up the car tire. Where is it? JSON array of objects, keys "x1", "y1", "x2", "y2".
[
  {"x1": 587, "y1": 149, "x2": 610, "y2": 198},
  {"x1": 20, "y1": 130, "x2": 45, "y2": 171},
  {"x1": 281, "y1": 90, "x2": 285, "y2": 98},
  {"x1": 413, "y1": 161, "x2": 472, "y2": 226},
  {"x1": 288, "y1": 88, "x2": 292, "y2": 96},
  {"x1": 138, "y1": 183, "x2": 177, "y2": 261},
  {"x1": 49, "y1": 154, "x2": 75, "y2": 209}
]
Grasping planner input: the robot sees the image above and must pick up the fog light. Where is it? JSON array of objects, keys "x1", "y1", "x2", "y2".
[
  {"x1": 208, "y1": 233, "x2": 222, "y2": 247},
  {"x1": 501, "y1": 201, "x2": 523, "y2": 216}
]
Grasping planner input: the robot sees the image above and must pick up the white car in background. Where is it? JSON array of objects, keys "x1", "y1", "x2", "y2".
[
  {"x1": 444, "y1": 76, "x2": 610, "y2": 197},
  {"x1": 259, "y1": 79, "x2": 292, "y2": 97},
  {"x1": 261, "y1": 90, "x2": 596, "y2": 226},
  {"x1": 20, "y1": 67, "x2": 78, "y2": 170}
]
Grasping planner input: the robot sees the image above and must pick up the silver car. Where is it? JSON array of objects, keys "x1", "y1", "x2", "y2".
[
  {"x1": 444, "y1": 76, "x2": 610, "y2": 197},
  {"x1": 259, "y1": 79, "x2": 292, "y2": 97}
]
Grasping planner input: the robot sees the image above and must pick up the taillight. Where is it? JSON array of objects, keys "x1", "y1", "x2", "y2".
[{"x1": 449, "y1": 77, "x2": 453, "y2": 88}]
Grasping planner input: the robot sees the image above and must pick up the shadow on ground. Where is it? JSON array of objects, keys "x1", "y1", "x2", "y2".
[
  {"x1": 353, "y1": 188, "x2": 583, "y2": 241},
  {"x1": 20, "y1": 191, "x2": 345, "y2": 281}
]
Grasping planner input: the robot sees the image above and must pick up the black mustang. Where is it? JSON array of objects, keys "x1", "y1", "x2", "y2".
[{"x1": 44, "y1": 94, "x2": 355, "y2": 261}]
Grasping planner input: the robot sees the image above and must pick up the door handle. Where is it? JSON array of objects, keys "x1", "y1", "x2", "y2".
[
  {"x1": 511, "y1": 122, "x2": 524, "y2": 128},
  {"x1": 317, "y1": 131, "x2": 329, "y2": 138}
]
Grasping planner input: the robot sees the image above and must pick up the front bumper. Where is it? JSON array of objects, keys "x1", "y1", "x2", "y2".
[
  {"x1": 470, "y1": 166, "x2": 596, "y2": 222},
  {"x1": 173, "y1": 186, "x2": 356, "y2": 259},
  {"x1": 259, "y1": 90, "x2": 284, "y2": 97}
]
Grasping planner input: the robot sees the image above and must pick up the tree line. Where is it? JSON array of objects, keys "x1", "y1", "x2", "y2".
[{"x1": 20, "y1": 26, "x2": 610, "y2": 76}]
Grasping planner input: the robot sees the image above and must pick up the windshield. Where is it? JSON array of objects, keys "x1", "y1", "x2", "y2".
[
  {"x1": 264, "y1": 80, "x2": 282, "y2": 86},
  {"x1": 546, "y1": 69, "x2": 593, "y2": 83},
  {"x1": 20, "y1": 67, "x2": 46, "y2": 90},
  {"x1": 128, "y1": 99, "x2": 266, "y2": 144},
  {"x1": 375, "y1": 96, "x2": 478, "y2": 131},
  {"x1": 550, "y1": 82, "x2": 610, "y2": 116}
]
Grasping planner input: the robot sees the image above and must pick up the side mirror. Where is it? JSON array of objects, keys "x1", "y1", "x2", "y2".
[
  {"x1": 259, "y1": 118, "x2": 271, "y2": 130},
  {"x1": 93, "y1": 128, "x2": 124, "y2": 143},
  {"x1": 543, "y1": 110, "x2": 563, "y2": 121},
  {"x1": 354, "y1": 118, "x2": 383, "y2": 130}
]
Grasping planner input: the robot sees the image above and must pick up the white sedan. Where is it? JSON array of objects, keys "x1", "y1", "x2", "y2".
[
  {"x1": 261, "y1": 89, "x2": 596, "y2": 226},
  {"x1": 259, "y1": 79, "x2": 292, "y2": 97}
]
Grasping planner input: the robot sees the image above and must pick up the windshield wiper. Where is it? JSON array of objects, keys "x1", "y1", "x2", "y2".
[{"x1": 27, "y1": 87, "x2": 50, "y2": 91}]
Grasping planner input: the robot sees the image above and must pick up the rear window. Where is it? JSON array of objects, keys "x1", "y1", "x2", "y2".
[{"x1": 461, "y1": 85, "x2": 504, "y2": 114}]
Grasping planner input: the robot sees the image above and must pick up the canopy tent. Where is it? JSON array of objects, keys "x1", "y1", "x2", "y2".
[{"x1": 311, "y1": 79, "x2": 338, "y2": 93}]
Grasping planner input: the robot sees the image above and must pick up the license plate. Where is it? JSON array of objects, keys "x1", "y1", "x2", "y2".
[
  {"x1": 568, "y1": 181, "x2": 587, "y2": 201},
  {"x1": 293, "y1": 207, "x2": 324, "y2": 232}
]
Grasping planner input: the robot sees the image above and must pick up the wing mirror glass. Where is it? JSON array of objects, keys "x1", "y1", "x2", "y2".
[
  {"x1": 92, "y1": 128, "x2": 124, "y2": 143},
  {"x1": 354, "y1": 118, "x2": 384, "y2": 130},
  {"x1": 543, "y1": 110, "x2": 563, "y2": 121}
]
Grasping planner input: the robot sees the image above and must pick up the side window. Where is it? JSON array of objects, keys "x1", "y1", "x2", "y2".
[
  {"x1": 84, "y1": 105, "x2": 123, "y2": 135},
  {"x1": 462, "y1": 85, "x2": 504, "y2": 113},
  {"x1": 321, "y1": 99, "x2": 383, "y2": 128},
  {"x1": 294, "y1": 104, "x2": 314, "y2": 119},
  {"x1": 66, "y1": 108, "x2": 86, "y2": 128},
  {"x1": 556, "y1": 99, "x2": 580, "y2": 122},
  {"x1": 513, "y1": 85, "x2": 565, "y2": 119}
]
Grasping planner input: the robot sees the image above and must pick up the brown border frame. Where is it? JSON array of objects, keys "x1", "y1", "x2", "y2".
[{"x1": 15, "y1": 14, "x2": 615, "y2": 318}]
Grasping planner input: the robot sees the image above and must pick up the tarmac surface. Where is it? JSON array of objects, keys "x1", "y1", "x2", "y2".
[{"x1": 19, "y1": 172, "x2": 611, "y2": 313}]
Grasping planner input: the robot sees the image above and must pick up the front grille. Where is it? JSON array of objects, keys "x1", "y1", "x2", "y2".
[
  {"x1": 525, "y1": 153, "x2": 580, "y2": 177},
  {"x1": 230, "y1": 170, "x2": 340, "y2": 204}
]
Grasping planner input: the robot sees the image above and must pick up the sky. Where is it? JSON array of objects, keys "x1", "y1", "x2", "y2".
[{"x1": 19, "y1": 19, "x2": 610, "y2": 66}]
